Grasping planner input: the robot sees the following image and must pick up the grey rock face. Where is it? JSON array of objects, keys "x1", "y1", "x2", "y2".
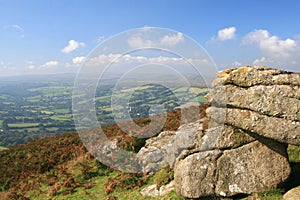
[
  {"x1": 140, "y1": 181, "x2": 174, "y2": 197},
  {"x1": 207, "y1": 106, "x2": 300, "y2": 145},
  {"x1": 136, "y1": 120, "x2": 202, "y2": 173},
  {"x1": 283, "y1": 186, "x2": 300, "y2": 200},
  {"x1": 174, "y1": 66, "x2": 296, "y2": 198},
  {"x1": 207, "y1": 84, "x2": 300, "y2": 121},
  {"x1": 174, "y1": 150, "x2": 222, "y2": 198},
  {"x1": 197, "y1": 125, "x2": 255, "y2": 150},
  {"x1": 174, "y1": 134, "x2": 291, "y2": 198},
  {"x1": 207, "y1": 66, "x2": 300, "y2": 145},
  {"x1": 211, "y1": 66, "x2": 300, "y2": 87},
  {"x1": 216, "y1": 141, "x2": 290, "y2": 197}
]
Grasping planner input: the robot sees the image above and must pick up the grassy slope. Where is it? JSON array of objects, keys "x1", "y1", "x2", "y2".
[
  {"x1": 0, "y1": 105, "x2": 207, "y2": 199},
  {"x1": 0, "y1": 104, "x2": 299, "y2": 200},
  {"x1": 0, "y1": 146, "x2": 7, "y2": 151}
]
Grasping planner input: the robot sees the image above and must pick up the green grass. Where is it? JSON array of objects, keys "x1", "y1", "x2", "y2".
[
  {"x1": 2, "y1": 101, "x2": 14, "y2": 105},
  {"x1": 0, "y1": 94, "x2": 10, "y2": 99},
  {"x1": 50, "y1": 115, "x2": 71, "y2": 121},
  {"x1": 0, "y1": 146, "x2": 7, "y2": 151},
  {"x1": 8, "y1": 123, "x2": 39, "y2": 128},
  {"x1": 26, "y1": 95, "x2": 41, "y2": 102},
  {"x1": 25, "y1": 127, "x2": 40, "y2": 131},
  {"x1": 53, "y1": 109, "x2": 70, "y2": 114},
  {"x1": 28, "y1": 86, "x2": 72, "y2": 94},
  {"x1": 46, "y1": 127, "x2": 59, "y2": 132},
  {"x1": 26, "y1": 172, "x2": 183, "y2": 200},
  {"x1": 288, "y1": 145, "x2": 300, "y2": 162}
]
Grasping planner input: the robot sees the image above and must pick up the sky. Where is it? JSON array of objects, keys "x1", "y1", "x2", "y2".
[{"x1": 1, "y1": 0, "x2": 300, "y2": 77}]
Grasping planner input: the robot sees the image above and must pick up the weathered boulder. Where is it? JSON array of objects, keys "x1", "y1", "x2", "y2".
[
  {"x1": 140, "y1": 181, "x2": 174, "y2": 197},
  {"x1": 207, "y1": 106, "x2": 300, "y2": 145},
  {"x1": 174, "y1": 66, "x2": 295, "y2": 198},
  {"x1": 216, "y1": 141, "x2": 290, "y2": 197},
  {"x1": 174, "y1": 134, "x2": 291, "y2": 198},
  {"x1": 211, "y1": 66, "x2": 300, "y2": 88},
  {"x1": 283, "y1": 186, "x2": 300, "y2": 200},
  {"x1": 175, "y1": 150, "x2": 222, "y2": 198},
  {"x1": 207, "y1": 84, "x2": 300, "y2": 121},
  {"x1": 196, "y1": 125, "x2": 255, "y2": 150},
  {"x1": 206, "y1": 66, "x2": 300, "y2": 145},
  {"x1": 137, "y1": 120, "x2": 202, "y2": 173}
]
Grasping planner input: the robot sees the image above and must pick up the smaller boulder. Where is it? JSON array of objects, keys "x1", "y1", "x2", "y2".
[{"x1": 140, "y1": 181, "x2": 174, "y2": 197}]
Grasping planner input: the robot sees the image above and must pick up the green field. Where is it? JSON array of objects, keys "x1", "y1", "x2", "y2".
[
  {"x1": 53, "y1": 109, "x2": 70, "y2": 114},
  {"x1": 0, "y1": 78, "x2": 210, "y2": 147},
  {"x1": 50, "y1": 115, "x2": 72, "y2": 121},
  {"x1": 0, "y1": 146, "x2": 7, "y2": 151},
  {"x1": 8, "y1": 123, "x2": 40, "y2": 128}
]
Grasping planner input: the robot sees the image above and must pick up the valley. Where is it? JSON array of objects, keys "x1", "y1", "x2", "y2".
[{"x1": 0, "y1": 74, "x2": 209, "y2": 147}]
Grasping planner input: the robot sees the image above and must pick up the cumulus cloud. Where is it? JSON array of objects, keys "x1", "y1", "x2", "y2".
[
  {"x1": 41, "y1": 61, "x2": 59, "y2": 68},
  {"x1": 96, "y1": 36, "x2": 105, "y2": 43},
  {"x1": 128, "y1": 36, "x2": 154, "y2": 48},
  {"x1": 128, "y1": 32, "x2": 184, "y2": 48},
  {"x1": 231, "y1": 61, "x2": 242, "y2": 67},
  {"x1": 217, "y1": 27, "x2": 236, "y2": 41},
  {"x1": 72, "y1": 56, "x2": 86, "y2": 64},
  {"x1": 218, "y1": 61, "x2": 242, "y2": 69},
  {"x1": 27, "y1": 65, "x2": 35, "y2": 70},
  {"x1": 243, "y1": 29, "x2": 297, "y2": 58},
  {"x1": 252, "y1": 56, "x2": 275, "y2": 65},
  {"x1": 85, "y1": 53, "x2": 210, "y2": 69},
  {"x1": 160, "y1": 32, "x2": 184, "y2": 46},
  {"x1": 61, "y1": 40, "x2": 85, "y2": 53}
]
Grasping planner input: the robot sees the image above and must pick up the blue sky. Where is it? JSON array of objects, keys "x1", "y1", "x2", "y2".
[{"x1": 1, "y1": 0, "x2": 300, "y2": 76}]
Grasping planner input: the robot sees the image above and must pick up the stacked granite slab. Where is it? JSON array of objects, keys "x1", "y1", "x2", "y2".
[{"x1": 175, "y1": 66, "x2": 300, "y2": 198}]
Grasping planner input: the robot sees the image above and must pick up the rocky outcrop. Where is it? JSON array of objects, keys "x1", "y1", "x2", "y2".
[
  {"x1": 206, "y1": 66, "x2": 300, "y2": 145},
  {"x1": 140, "y1": 181, "x2": 174, "y2": 197},
  {"x1": 174, "y1": 66, "x2": 298, "y2": 198},
  {"x1": 207, "y1": 106, "x2": 300, "y2": 145},
  {"x1": 137, "y1": 120, "x2": 202, "y2": 173},
  {"x1": 215, "y1": 140, "x2": 289, "y2": 197},
  {"x1": 283, "y1": 186, "x2": 300, "y2": 200},
  {"x1": 174, "y1": 126, "x2": 291, "y2": 198}
]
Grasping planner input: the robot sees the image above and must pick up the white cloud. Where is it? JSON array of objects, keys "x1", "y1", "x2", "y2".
[
  {"x1": 27, "y1": 65, "x2": 35, "y2": 70},
  {"x1": 128, "y1": 36, "x2": 154, "y2": 48},
  {"x1": 3, "y1": 24, "x2": 24, "y2": 32},
  {"x1": 128, "y1": 32, "x2": 184, "y2": 48},
  {"x1": 9, "y1": 25, "x2": 24, "y2": 32},
  {"x1": 218, "y1": 61, "x2": 242, "y2": 69},
  {"x1": 231, "y1": 61, "x2": 242, "y2": 67},
  {"x1": 160, "y1": 32, "x2": 184, "y2": 46},
  {"x1": 252, "y1": 56, "x2": 274, "y2": 65},
  {"x1": 86, "y1": 54, "x2": 210, "y2": 69},
  {"x1": 217, "y1": 27, "x2": 236, "y2": 41},
  {"x1": 61, "y1": 40, "x2": 85, "y2": 53},
  {"x1": 41, "y1": 61, "x2": 58, "y2": 68},
  {"x1": 86, "y1": 54, "x2": 123, "y2": 67},
  {"x1": 72, "y1": 56, "x2": 86, "y2": 64},
  {"x1": 243, "y1": 29, "x2": 297, "y2": 58},
  {"x1": 96, "y1": 36, "x2": 105, "y2": 43},
  {"x1": 2, "y1": 24, "x2": 25, "y2": 37}
]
